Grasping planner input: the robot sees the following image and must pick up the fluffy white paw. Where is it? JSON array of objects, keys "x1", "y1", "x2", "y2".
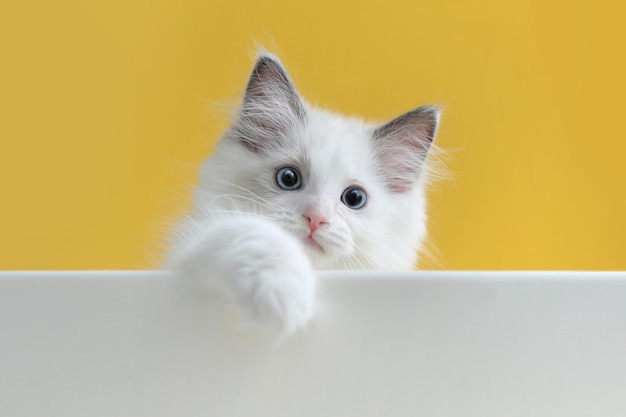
[
  {"x1": 232, "y1": 261, "x2": 315, "y2": 335},
  {"x1": 222, "y1": 221, "x2": 316, "y2": 335}
]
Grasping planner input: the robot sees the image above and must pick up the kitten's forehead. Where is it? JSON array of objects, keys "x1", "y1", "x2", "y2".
[{"x1": 300, "y1": 107, "x2": 375, "y2": 179}]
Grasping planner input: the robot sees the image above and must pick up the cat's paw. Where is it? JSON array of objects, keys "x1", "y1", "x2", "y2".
[
  {"x1": 223, "y1": 221, "x2": 316, "y2": 335},
  {"x1": 232, "y1": 261, "x2": 315, "y2": 335}
]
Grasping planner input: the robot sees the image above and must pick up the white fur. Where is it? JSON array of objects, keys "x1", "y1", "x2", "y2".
[{"x1": 165, "y1": 52, "x2": 439, "y2": 334}]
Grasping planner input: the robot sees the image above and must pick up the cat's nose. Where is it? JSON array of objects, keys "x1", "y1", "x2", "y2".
[{"x1": 304, "y1": 214, "x2": 327, "y2": 233}]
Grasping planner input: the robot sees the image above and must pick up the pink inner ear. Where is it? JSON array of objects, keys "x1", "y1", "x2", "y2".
[
  {"x1": 235, "y1": 55, "x2": 306, "y2": 153},
  {"x1": 377, "y1": 145, "x2": 431, "y2": 193},
  {"x1": 377, "y1": 151, "x2": 419, "y2": 193},
  {"x1": 372, "y1": 106, "x2": 439, "y2": 193},
  {"x1": 239, "y1": 113, "x2": 286, "y2": 153}
]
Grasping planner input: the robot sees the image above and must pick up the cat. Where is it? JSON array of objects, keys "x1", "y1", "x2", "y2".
[{"x1": 165, "y1": 52, "x2": 440, "y2": 334}]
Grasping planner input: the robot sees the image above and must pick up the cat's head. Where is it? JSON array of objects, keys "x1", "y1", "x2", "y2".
[{"x1": 200, "y1": 53, "x2": 440, "y2": 269}]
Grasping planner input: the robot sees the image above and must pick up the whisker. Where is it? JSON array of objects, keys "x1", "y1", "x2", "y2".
[
  {"x1": 350, "y1": 240, "x2": 380, "y2": 269},
  {"x1": 350, "y1": 254, "x2": 368, "y2": 270},
  {"x1": 209, "y1": 193, "x2": 284, "y2": 213},
  {"x1": 341, "y1": 254, "x2": 360, "y2": 270},
  {"x1": 207, "y1": 209, "x2": 279, "y2": 221},
  {"x1": 215, "y1": 179, "x2": 288, "y2": 212}
]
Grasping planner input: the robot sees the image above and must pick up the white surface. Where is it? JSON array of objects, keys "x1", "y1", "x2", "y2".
[{"x1": 1, "y1": 271, "x2": 626, "y2": 417}]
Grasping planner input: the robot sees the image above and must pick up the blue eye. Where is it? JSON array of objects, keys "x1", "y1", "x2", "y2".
[
  {"x1": 341, "y1": 186, "x2": 367, "y2": 209},
  {"x1": 275, "y1": 167, "x2": 302, "y2": 190}
]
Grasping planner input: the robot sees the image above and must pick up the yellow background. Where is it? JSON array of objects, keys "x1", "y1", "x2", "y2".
[{"x1": 1, "y1": 0, "x2": 624, "y2": 270}]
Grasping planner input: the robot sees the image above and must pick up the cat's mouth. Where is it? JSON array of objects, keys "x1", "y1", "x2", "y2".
[{"x1": 304, "y1": 236, "x2": 325, "y2": 254}]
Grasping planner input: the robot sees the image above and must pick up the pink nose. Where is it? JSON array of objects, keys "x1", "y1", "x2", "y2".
[{"x1": 305, "y1": 214, "x2": 327, "y2": 233}]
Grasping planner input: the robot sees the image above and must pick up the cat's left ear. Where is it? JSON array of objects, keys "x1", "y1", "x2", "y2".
[
  {"x1": 234, "y1": 53, "x2": 306, "y2": 152},
  {"x1": 372, "y1": 105, "x2": 440, "y2": 193}
]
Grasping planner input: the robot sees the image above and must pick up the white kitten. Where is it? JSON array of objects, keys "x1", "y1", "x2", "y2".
[{"x1": 166, "y1": 52, "x2": 440, "y2": 334}]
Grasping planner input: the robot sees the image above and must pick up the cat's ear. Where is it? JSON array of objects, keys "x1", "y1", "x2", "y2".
[
  {"x1": 372, "y1": 105, "x2": 440, "y2": 193},
  {"x1": 233, "y1": 53, "x2": 306, "y2": 152}
]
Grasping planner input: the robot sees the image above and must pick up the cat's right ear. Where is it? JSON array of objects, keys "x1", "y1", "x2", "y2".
[
  {"x1": 372, "y1": 105, "x2": 440, "y2": 193},
  {"x1": 233, "y1": 54, "x2": 306, "y2": 152}
]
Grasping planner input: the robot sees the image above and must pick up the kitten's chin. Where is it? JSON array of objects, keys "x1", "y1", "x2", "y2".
[
  {"x1": 303, "y1": 236, "x2": 325, "y2": 254},
  {"x1": 302, "y1": 237, "x2": 338, "y2": 268},
  {"x1": 301, "y1": 234, "x2": 354, "y2": 268}
]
